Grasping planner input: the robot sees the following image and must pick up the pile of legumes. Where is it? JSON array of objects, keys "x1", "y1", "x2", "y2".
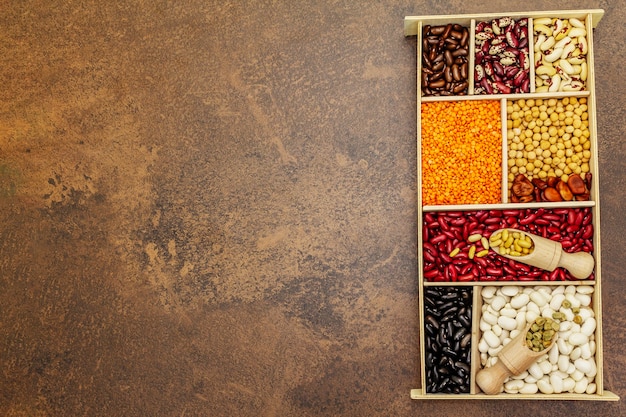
[
  {"x1": 478, "y1": 285, "x2": 598, "y2": 394},
  {"x1": 424, "y1": 287, "x2": 473, "y2": 393},
  {"x1": 474, "y1": 17, "x2": 531, "y2": 94},
  {"x1": 421, "y1": 24, "x2": 470, "y2": 96},
  {"x1": 506, "y1": 97, "x2": 591, "y2": 202},
  {"x1": 533, "y1": 17, "x2": 588, "y2": 92},
  {"x1": 421, "y1": 100, "x2": 501, "y2": 205},
  {"x1": 422, "y1": 207, "x2": 593, "y2": 282}
]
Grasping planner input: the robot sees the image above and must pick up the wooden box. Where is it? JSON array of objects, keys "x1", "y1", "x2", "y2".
[{"x1": 404, "y1": 9, "x2": 619, "y2": 400}]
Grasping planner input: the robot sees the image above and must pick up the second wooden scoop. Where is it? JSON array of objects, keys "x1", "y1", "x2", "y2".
[
  {"x1": 490, "y1": 228, "x2": 595, "y2": 279},
  {"x1": 476, "y1": 322, "x2": 553, "y2": 395}
]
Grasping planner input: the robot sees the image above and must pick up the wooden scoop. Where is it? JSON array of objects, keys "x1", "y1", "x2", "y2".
[
  {"x1": 489, "y1": 228, "x2": 594, "y2": 279},
  {"x1": 476, "y1": 322, "x2": 555, "y2": 395}
]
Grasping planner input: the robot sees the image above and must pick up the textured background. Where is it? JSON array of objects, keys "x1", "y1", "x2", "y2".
[{"x1": 1, "y1": 0, "x2": 625, "y2": 416}]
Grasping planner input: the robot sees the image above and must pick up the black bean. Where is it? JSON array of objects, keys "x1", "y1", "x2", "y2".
[
  {"x1": 460, "y1": 332, "x2": 472, "y2": 349},
  {"x1": 453, "y1": 327, "x2": 467, "y2": 341},
  {"x1": 423, "y1": 287, "x2": 472, "y2": 393},
  {"x1": 425, "y1": 314, "x2": 439, "y2": 329}
]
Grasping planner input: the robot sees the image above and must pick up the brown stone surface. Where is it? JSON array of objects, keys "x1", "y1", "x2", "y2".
[{"x1": 1, "y1": 1, "x2": 625, "y2": 415}]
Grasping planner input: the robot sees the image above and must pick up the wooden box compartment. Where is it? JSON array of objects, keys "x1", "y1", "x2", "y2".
[{"x1": 404, "y1": 9, "x2": 619, "y2": 400}]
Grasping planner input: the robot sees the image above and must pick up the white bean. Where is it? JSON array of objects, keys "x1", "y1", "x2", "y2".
[
  {"x1": 579, "y1": 307, "x2": 593, "y2": 322},
  {"x1": 484, "y1": 330, "x2": 500, "y2": 348},
  {"x1": 530, "y1": 291, "x2": 548, "y2": 307},
  {"x1": 505, "y1": 379, "x2": 525, "y2": 393},
  {"x1": 498, "y1": 315, "x2": 517, "y2": 331},
  {"x1": 537, "y1": 377, "x2": 554, "y2": 394},
  {"x1": 482, "y1": 310, "x2": 498, "y2": 326},
  {"x1": 510, "y1": 293, "x2": 529, "y2": 309},
  {"x1": 574, "y1": 378, "x2": 588, "y2": 394},
  {"x1": 480, "y1": 319, "x2": 492, "y2": 332},
  {"x1": 581, "y1": 317, "x2": 597, "y2": 337},
  {"x1": 481, "y1": 286, "x2": 497, "y2": 299},
  {"x1": 569, "y1": 332, "x2": 588, "y2": 346},
  {"x1": 571, "y1": 369, "x2": 585, "y2": 382},
  {"x1": 500, "y1": 286, "x2": 519, "y2": 297},
  {"x1": 550, "y1": 374, "x2": 564, "y2": 393},
  {"x1": 550, "y1": 293, "x2": 565, "y2": 310},
  {"x1": 574, "y1": 358, "x2": 592, "y2": 374},
  {"x1": 478, "y1": 338, "x2": 490, "y2": 353},
  {"x1": 577, "y1": 285, "x2": 594, "y2": 295},
  {"x1": 520, "y1": 383, "x2": 538, "y2": 394},
  {"x1": 563, "y1": 377, "x2": 576, "y2": 392},
  {"x1": 528, "y1": 362, "x2": 544, "y2": 380},
  {"x1": 575, "y1": 293, "x2": 592, "y2": 306},
  {"x1": 549, "y1": 344, "x2": 559, "y2": 364},
  {"x1": 539, "y1": 359, "x2": 553, "y2": 375},
  {"x1": 491, "y1": 295, "x2": 506, "y2": 311},
  {"x1": 558, "y1": 355, "x2": 570, "y2": 373},
  {"x1": 559, "y1": 59, "x2": 575, "y2": 74},
  {"x1": 586, "y1": 382, "x2": 597, "y2": 394}
]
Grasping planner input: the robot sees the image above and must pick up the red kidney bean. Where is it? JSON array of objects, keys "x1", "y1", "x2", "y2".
[
  {"x1": 447, "y1": 265, "x2": 458, "y2": 281},
  {"x1": 519, "y1": 213, "x2": 537, "y2": 225},
  {"x1": 547, "y1": 225, "x2": 561, "y2": 234},
  {"x1": 430, "y1": 234, "x2": 447, "y2": 244},
  {"x1": 541, "y1": 213, "x2": 561, "y2": 222},
  {"x1": 549, "y1": 269, "x2": 560, "y2": 281},
  {"x1": 457, "y1": 273, "x2": 474, "y2": 282},
  {"x1": 423, "y1": 249, "x2": 436, "y2": 263},
  {"x1": 486, "y1": 267, "x2": 502, "y2": 276},
  {"x1": 424, "y1": 269, "x2": 440, "y2": 279}
]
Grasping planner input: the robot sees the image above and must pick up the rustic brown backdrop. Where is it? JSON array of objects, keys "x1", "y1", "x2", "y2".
[{"x1": 1, "y1": 0, "x2": 625, "y2": 415}]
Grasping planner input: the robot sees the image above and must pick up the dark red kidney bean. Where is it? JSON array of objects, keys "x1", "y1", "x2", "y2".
[
  {"x1": 566, "y1": 224, "x2": 579, "y2": 233},
  {"x1": 486, "y1": 267, "x2": 502, "y2": 276},
  {"x1": 542, "y1": 213, "x2": 561, "y2": 221},
  {"x1": 457, "y1": 273, "x2": 474, "y2": 282},
  {"x1": 423, "y1": 250, "x2": 436, "y2": 263},
  {"x1": 549, "y1": 269, "x2": 560, "y2": 281},
  {"x1": 520, "y1": 213, "x2": 537, "y2": 225}
]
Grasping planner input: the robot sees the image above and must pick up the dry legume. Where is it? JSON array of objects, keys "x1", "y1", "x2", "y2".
[
  {"x1": 490, "y1": 229, "x2": 534, "y2": 256},
  {"x1": 422, "y1": 100, "x2": 502, "y2": 205}
]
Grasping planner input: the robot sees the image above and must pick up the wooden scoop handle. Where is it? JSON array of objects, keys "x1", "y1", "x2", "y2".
[{"x1": 558, "y1": 250, "x2": 595, "y2": 279}]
